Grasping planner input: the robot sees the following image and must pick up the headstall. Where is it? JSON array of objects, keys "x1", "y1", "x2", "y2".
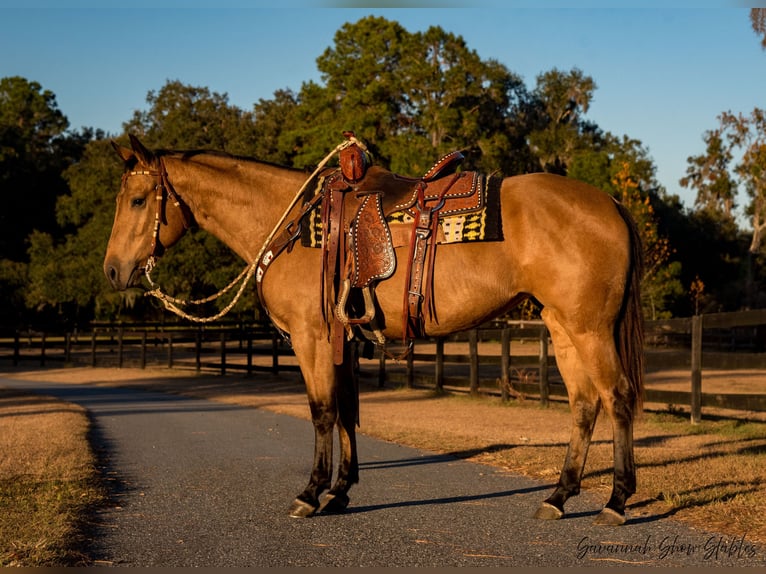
[{"x1": 121, "y1": 157, "x2": 190, "y2": 273}]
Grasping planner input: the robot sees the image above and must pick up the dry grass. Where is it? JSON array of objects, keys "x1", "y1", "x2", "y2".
[
  {"x1": 4, "y1": 365, "x2": 766, "y2": 554},
  {"x1": 0, "y1": 389, "x2": 103, "y2": 566}
]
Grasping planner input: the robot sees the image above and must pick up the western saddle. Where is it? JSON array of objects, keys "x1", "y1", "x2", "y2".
[{"x1": 257, "y1": 133, "x2": 488, "y2": 364}]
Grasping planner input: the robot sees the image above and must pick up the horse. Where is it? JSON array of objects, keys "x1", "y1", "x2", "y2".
[{"x1": 104, "y1": 134, "x2": 644, "y2": 526}]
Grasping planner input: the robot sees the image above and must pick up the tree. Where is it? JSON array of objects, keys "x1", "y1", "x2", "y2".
[
  {"x1": 25, "y1": 138, "x2": 125, "y2": 321},
  {"x1": 680, "y1": 125, "x2": 738, "y2": 220},
  {"x1": 26, "y1": 81, "x2": 262, "y2": 322},
  {"x1": 124, "y1": 80, "x2": 258, "y2": 155},
  {"x1": 0, "y1": 76, "x2": 94, "y2": 326},
  {"x1": 291, "y1": 16, "x2": 533, "y2": 177},
  {"x1": 682, "y1": 109, "x2": 766, "y2": 252},
  {"x1": 528, "y1": 68, "x2": 597, "y2": 174},
  {"x1": 250, "y1": 89, "x2": 300, "y2": 165},
  {"x1": 611, "y1": 162, "x2": 682, "y2": 319},
  {"x1": 0, "y1": 76, "x2": 71, "y2": 261},
  {"x1": 17, "y1": 16, "x2": 719, "y2": 323},
  {"x1": 752, "y1": 8, "x2": 766, "y2": 50},
  {"x1": 720, "y1": 109, "x2": 766, "y2": 252}
]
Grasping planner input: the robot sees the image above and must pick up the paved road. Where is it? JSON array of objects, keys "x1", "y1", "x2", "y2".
[{"x1": 2, "y1": 375, "x2": 763, "y2": 567}]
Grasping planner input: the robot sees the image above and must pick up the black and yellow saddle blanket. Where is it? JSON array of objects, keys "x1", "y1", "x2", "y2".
[{"x1": 301, "y1": 168, "x2": 503, "y2": 249}]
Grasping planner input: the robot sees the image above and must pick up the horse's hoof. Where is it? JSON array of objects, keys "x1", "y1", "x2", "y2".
[
  {"x1": 288, "y1": 498, "x2": 318, "y2": 518},
  {"x1": 318, "y1": 492, "x2": 350, "y2": 514},
  {"x1": 593, "y1": 507, "x2": 626, "y2": 526},
  {"x1": 534, "y1": 501, "x2": 564, "y2": 520}
]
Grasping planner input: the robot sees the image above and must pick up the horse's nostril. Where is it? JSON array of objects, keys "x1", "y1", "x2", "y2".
[{"x1": 105, "y1": 264, "x2": 119, "y2": 287}]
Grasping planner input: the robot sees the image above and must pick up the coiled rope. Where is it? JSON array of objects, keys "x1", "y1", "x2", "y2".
[{"x1": 144, "y1": 135, "x2": 367, "y2": 323}]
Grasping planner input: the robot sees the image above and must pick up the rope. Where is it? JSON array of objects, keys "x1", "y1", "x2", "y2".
[{"x1": 144, "y1": 135, "x2": 367, "y2": 323}]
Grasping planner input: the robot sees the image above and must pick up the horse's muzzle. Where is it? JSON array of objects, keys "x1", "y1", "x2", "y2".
[{"x1": 104, "y1": 258, "x2": 140, "y2": 291}]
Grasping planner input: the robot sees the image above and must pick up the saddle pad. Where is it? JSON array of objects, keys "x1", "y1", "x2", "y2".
[{"x1": 301, "y1": 174, "x2": 502, "y2": 248}]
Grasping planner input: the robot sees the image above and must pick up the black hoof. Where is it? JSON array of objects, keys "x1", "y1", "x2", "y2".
[
  {"x1": 288, "y1": 498, "x2": 318, "y2": 518},
  {"x1": 534, "y1": 501, "x2": 564, "y2": 520},
  {"x1": 318, "y1": 492, "x2": 350, "y2": 514}
]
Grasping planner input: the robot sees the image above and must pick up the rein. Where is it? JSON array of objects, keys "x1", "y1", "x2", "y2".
[{"x1": 136, "y1": 137, "x2": 366, "y2": 323}]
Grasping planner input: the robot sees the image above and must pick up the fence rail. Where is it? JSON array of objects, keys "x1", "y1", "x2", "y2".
[
  {"x1": 0, "y1": 321, "x2": 299, "y2": 376},
  {"x1": 3, "y1": 312, "x2": 766, "y2": 422}
]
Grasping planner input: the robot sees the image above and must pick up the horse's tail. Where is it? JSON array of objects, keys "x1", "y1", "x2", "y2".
[{"x1": 614, "y1": 200, "x2": 645, "y2": 416}]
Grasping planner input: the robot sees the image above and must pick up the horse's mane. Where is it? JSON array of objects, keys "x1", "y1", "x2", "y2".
[{"x1": 155, "y1": 148, "x2": 307, "y2": 174}]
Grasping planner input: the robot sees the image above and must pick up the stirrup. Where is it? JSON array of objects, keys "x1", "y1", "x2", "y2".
[{"x1": 335, "y1": 280, "x2": 385, "y2": 345}]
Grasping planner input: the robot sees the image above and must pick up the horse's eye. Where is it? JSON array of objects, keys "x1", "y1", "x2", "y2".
[{"x1": 131, "y1": 197, "x2": 146, "y2": 208}]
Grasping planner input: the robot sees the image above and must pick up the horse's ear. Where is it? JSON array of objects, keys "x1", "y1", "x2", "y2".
[
  {"x1": 129, "y1": 134, "x2": 156, "y2": 167},
  {"x1": 111, "y1": 140, "x2": 135, "y2": 164}
]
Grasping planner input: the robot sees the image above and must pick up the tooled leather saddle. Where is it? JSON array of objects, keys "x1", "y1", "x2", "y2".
[{"x1": 257, "y1": 133, "x2": 496, "y2": 364}]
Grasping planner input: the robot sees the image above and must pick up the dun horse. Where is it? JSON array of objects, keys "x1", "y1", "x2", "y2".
[{"x1": 104, "y1": 135, "x2": 644, "y2": 526}]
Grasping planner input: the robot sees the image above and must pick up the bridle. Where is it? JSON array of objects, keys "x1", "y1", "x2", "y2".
[{"x1": 121, "y1": 156, "x2": 191, "y2": 274}]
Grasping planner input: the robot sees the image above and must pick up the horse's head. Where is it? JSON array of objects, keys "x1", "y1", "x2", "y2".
[{"x1": 104, "y1": 135, "x2": 191, "y2": 290}]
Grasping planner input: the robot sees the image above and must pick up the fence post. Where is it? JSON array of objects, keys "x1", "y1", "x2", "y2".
[
  {"x1": 195, "y1": 328, "x2": 202, "y2": 373},
  {"x1": 538, "y1": 326, "x2": 549, "y2": 407},
  {"x1": 691, "y1": 314, "x2": 703, "y2": 424},
  {"x1": 140, "y1": 331, "x2": 147, "y2": 369},
  {"x1": 435, "y1": 338, "x2": 445, "y2": 391},
  {"x1": 501, "y1": 327, "x2": 511, "y2": 402},
  {"x1": 271, "y1": 330, "x2": 279, "y2": 374},
  {"x1": 469, "y1": 329, "x2": 479, "y2": 396},
  {"x1": 406, "y1": 340, "x2": 414, "y2": 388},
  {"x1": 13, "y1": 331, "x2": 20, "y2": 366},
  {"x1": 91, "y1": 329, "x2": 97, "y2": 367},
  {"x1": 117, "y1": 324, "x2": 124, "y2": 369},
  {"x1": 246, "y1": 331, "x2": 253, "y2": 377},
  {"x1": 167, "y1": 333, "x2": 174, "y2": 369},
  {"x1": 220, "y1": 332, "x2": 227, "y2": 375},
  {"x1": 378, "y1": 346, "x2": 386, "y2": 388},
  {"x1": 40, "y1": 332, "x2": 46, "y2": 366}
]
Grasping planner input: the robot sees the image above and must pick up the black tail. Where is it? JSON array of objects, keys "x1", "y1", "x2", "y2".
[{"x1": 614, "y1": 201, "x2": 645, "y2": 416}]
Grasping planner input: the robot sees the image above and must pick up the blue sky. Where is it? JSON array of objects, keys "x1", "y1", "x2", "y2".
[{"x1": 2, "y1": 1, "x2": 765, "y2": 211}]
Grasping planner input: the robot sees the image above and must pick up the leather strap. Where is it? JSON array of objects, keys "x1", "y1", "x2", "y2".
[
  {"x1": 319, "y1": 174, "x2": 353, "y2": 366},
  {"x1": 404, "y1": 174, "x2": 460, "y2": 339},
  {"x1": 255, "y1": 191, "x2": 324, "y2": 311}
]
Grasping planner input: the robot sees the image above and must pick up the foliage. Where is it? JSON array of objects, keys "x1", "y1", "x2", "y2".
[
  {"x1": 0, "y1": 77, "x2": 93, "y2": 326},
  {"x1": 528, "y1": 67, "x2": 597, "y2": 174},
  {"x1": 5, "y1": 14, "x2": 766, "y2": 326},
  {"x1": 752, "y1": 8, "x2": 766, "y2": 50},
  {"x1": 612, "y1": 162, "x2": 683, "y2": 319},
  {"x1": 681, "y1": 124, "x2": 738, "y2": 221}
]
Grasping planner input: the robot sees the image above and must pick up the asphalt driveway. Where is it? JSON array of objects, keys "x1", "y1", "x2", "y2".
[{"x1": 1, "y1": 376, "x2": 762, "y2": 567}]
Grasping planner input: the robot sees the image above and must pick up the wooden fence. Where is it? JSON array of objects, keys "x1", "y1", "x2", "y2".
[
  {"x1": 0, "y1": 321, "x2": 299, "y2": 376},
  {"x1": 3, "y1": 312, "x2": 766, "y2": 421}
]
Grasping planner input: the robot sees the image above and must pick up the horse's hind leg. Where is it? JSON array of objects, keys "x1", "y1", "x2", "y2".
[
  {"x1": 318, "y1": 342, "x2": 360, "y2": 514},
  {"x1": 535, "y1": 309, "x2": 602, "y2": 520},
  {"x1": 540, "y1": 309, "x2": 637, "y2": 525},
  {"x1": 572, "y1": 333, "x2": 637, "y2": 525}
]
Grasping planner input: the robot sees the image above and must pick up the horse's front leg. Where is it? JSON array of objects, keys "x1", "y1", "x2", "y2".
[
  {"x1": 318, "y1": 341, "x2": 360, "y2": 514},
  {"x1": 288, "y1": 395, "x2": 335, "y2": 517},
  {"x1": 287, "y1": 331, "x2": 359, "y2": 518},
  {"x1": 287, "y1": 331, "x2": 338, "y2": 518}
]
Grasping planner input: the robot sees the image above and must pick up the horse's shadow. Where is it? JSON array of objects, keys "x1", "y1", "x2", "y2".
[
  {"x1": 333, "y1": 451, "x2": 555, "y2": 516},
  {"x1": 337, "y1": 484, "x2": 553, "y2": 516}
]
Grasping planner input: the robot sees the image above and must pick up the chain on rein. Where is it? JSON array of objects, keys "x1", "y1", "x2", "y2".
[{"x1": 129, "y1": 137, "x2": 366, "y2": 323}]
